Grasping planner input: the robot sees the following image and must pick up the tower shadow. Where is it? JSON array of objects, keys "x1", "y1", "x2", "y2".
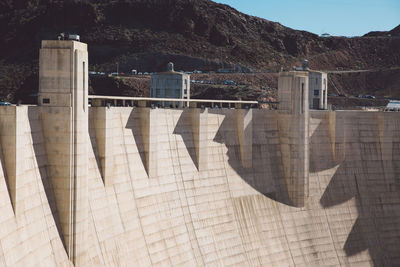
[
  {"x1": 172, "y1": 109, "x2": 199, "y2": 170},
  {"x1": 314, "y1": 113, "x2": 400, "y2": 266},
  {"x1": 208, "y1": 109, "x2": 294, "y2": 206},
  {"x1": 28, "y1": 107, "x2": 66, "y2": 251},
  {"x1": 125, "y1": 108, "x2": 148, "y2": 175}
]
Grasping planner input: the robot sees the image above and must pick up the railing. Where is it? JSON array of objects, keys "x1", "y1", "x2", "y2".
[{"x1": 89, "y1": 95, "x2": 264, "y2": 109}]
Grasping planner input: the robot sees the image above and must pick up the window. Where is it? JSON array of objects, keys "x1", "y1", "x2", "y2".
[
  {"x1": 184, "y1": 89, "x2": 187, "y2": 94},
  {"x1": 314, "y1": 90, "x2": 319, "y2": 96},
  {"x1": 43, "y1": 98, "x2": 50, "y2": 104}
]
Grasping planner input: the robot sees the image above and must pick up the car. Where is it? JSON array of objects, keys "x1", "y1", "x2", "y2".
[
  {"x1": 224, "y1": 80, "x2": 236, "y2": 85},
  {"x1": 0, "y1": 102, "x2": 11, "y2": 106}
]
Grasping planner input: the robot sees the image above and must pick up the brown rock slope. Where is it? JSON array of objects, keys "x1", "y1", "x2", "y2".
[{"x1": 0, "y1": 0, "x2": 399, "y2": 102}]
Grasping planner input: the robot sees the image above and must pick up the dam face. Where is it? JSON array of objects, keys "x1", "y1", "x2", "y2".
[{"x1": 0, "y1": 40, "x2": 399, "y2": 267}]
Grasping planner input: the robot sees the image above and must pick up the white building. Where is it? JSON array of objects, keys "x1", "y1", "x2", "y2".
[
  {"x1": 308, "y1": 71, "x2": 328, "y2": 110},
  {"x1": 150, "y1": 62, "x2": 190, "y2": 107}
]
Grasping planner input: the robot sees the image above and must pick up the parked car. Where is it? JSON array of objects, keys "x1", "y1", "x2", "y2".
[
  {"x1": 0, "y1": 102, "x2": 11, "y2": 106},
  {"x1": 224, "y1": 80, "x2": 236, "y2": 85}
]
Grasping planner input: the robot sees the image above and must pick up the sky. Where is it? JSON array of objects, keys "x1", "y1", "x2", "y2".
[{"x1": 214, "y1": 0, "x2": 400, "y2": 36}]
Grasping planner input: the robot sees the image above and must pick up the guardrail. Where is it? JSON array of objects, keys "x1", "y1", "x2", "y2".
[{"x1": 88, "y1": 95, "x2": 267, "y2": 109}]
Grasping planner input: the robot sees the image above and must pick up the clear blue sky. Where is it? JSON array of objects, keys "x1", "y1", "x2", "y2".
[{"x1": 214, "y1": 0, "x2": 400, "y2": 36}]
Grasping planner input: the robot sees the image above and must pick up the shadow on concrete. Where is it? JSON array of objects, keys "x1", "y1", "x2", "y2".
[
  {"x1": 0, "y1": 140, "x2": 13, "y2": 213},
  {"x1": 172, "y1": 109, "x2": 198, "y2": 170},
  {"x1": 126, "y1": 109, "x2": 148, "y2": 175},
  {"x1": 88, "y1": 115, "x2": 104, "y2": 185},
  {"x1": 316, "y1": 114, "x2": 400, "y2": 266},
  {"x1": 208, "y1": 109, "x2": 294, "y2": 206},
  {"x1": 28, "y1": 107, "x2": 66, "y2": 251}
]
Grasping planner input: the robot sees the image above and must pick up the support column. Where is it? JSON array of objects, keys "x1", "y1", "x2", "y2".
[
  {"x1": 190, "y1": 108, "x2": 208, "y2": 171},
  {"x1": 39, "y1": 40, "x2": 88, "y2": 264},
  {"x1": 236, "y1": 109, "x2": 253, "y2": 168},
  {"x1": 139, "y1": 108, "x2": 158, "y2": 177},
  {"x1": 93, "y1": 107, "x2": 114, "y2": 186},
  {"x1": 0, "y1": 106, "x2": 26, "y2": 214},
  {"x1": 328, "y1": 111, "x2": 336, "y2": 160},
  {"x1": 277, "y1": 71, "x2": 309, "y2": 207}
]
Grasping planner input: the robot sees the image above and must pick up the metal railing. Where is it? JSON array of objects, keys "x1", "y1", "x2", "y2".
[{"x1": 89, "y1": 95, "x2": 262, "y2": 109}]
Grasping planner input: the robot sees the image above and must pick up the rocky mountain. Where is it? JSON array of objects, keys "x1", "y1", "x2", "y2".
[{"x1": 0, "y1": 0, "x2": 399, "y2": 103}]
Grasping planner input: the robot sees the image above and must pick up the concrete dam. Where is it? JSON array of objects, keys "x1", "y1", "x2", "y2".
[{"x1": 0, "y1": 40, "x2": 399, "y2": 267}]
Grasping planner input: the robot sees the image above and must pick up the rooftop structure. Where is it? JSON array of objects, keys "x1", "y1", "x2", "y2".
[
  {"x1": 150, "y1": 62, "x2": 190, "y2": 107},
  {"x1": 294, "y1": 60, "x2": 328, "y2": 110},
  {"x1": 308, "y1": 70, "x2": 328, "y2": 110}
]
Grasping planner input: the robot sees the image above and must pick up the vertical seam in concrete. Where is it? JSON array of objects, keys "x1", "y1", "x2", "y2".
[
  {"x1": 30, "y1": 127, "x2": 59, "y2": 264},
  {"x1": 275, "y1": 206, "x2": 297, "y2": 267},
  {"x1": 0, "y1": 136, "x2": 13, "y2": 215},
  {"x1": 168, "y1": 110, "x2": 205, "y2": 266},
  {"x1": 217, "y1": 112, "x2": 252, "y2": 266},
  {"x1": 87, "y1": 199, "x2": 107, "y2": 265},
  {"x1": 119, "y1": 112, "x2": 153, "y2": 266},
  {"x1": 317, "y1": 174, "x2": 342, "y2": 265},
  {"x1": 0, "y1": 239, "x2": 7, "y2": 267}
]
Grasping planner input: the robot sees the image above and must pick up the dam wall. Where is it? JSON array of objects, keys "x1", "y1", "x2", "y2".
[{"x1": 0, "y1": 106, "x2": 399, "y2": 266}]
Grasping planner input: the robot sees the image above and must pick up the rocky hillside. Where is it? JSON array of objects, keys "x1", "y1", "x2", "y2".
[{"x1": 0, "y1": 0, "x2": 399, "y2": 103}]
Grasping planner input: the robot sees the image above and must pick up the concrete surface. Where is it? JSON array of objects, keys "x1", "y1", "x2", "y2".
[
  {"x1": 0, "y1": 40, "x2": 399, "y2": 267},
  {"x1": 0, "y1": 107, "x2": 398, "y2": 266}
]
